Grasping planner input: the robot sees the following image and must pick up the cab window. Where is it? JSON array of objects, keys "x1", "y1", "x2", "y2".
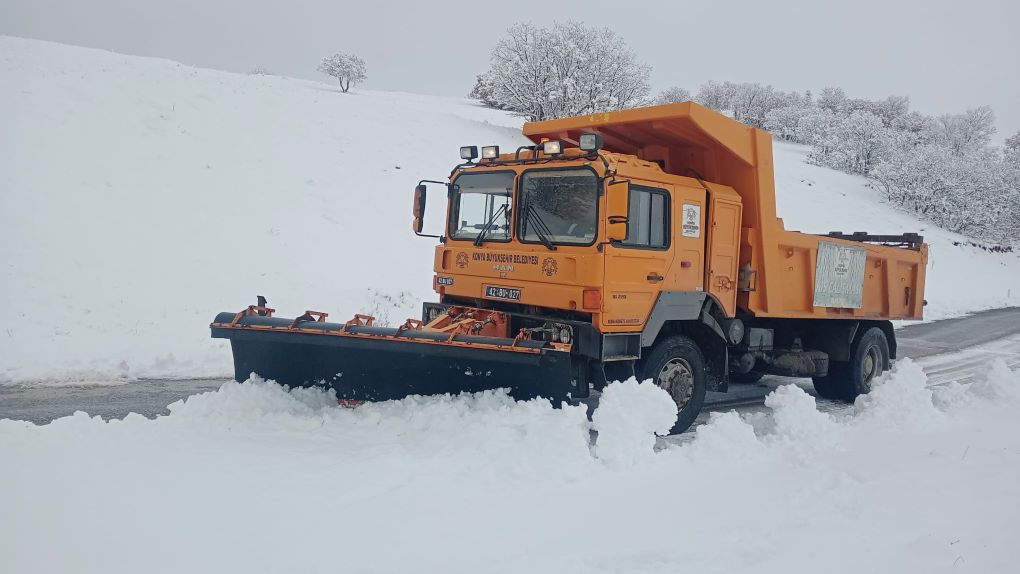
[
  {"x1": 448, "y1": 171, "x2": 515, "y2": 242},
  {"x1": 621, "y1": 185, "x2": 669, "y2": 248},
  {"x1": 518, "y1": 168, "x2": 599, "y2": 246}
]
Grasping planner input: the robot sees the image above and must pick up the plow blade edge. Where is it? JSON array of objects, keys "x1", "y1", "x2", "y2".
[{"x1": 210, "y1": 312, "x2": 578, "y2": 402}]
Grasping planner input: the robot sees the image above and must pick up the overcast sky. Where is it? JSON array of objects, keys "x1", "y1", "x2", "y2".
[{"x1": 3, "y1": 0, "x2": 1018, "y2": 138}]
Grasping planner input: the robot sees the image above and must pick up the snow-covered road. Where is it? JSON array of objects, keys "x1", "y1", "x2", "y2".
[
  {"x1": 3, "y1": 324, "x2": 1019, "y2": 573},
  {"x1": 2, "y1": 308, "x2": 1018, "y2": 426}
]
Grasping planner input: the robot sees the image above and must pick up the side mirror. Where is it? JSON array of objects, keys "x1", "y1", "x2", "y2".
[
  {"x1": 412, "y1": 184, "x2": 427, "y2": 234},
  {"x1": 606, "y1": 180, "x2": 629, "y2": 242}
]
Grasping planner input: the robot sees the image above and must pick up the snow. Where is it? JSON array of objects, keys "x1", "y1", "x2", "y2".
[
  {"x1": 591, "y1": 377, "x2": 677, "y2": 466},
  {"x1": 3, "y1": 359, "x2": 1019, "y2": 572},
  {"x1": 2, "y1": 34, "x2": 1018, "y2": 386}
]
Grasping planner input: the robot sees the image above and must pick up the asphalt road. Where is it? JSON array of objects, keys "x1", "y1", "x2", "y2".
[{"x1": 2, "y1": 307, "x2": 1018, "y2": 425}]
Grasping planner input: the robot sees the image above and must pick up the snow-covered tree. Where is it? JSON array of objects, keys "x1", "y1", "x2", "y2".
[
  {"x1": 727, "y1": 83, "x2": 785, "y2": 129},
  {"x1": 845, "y1": 95, "x2": 909, "y2": 127},
  {"x1": 1006, "y1": 131, "x2": 1020, "y2": 154},
  {"x1": 480, "y1": 21, "x2": 651, "y2": 121},
  {"x1": 656, "y1": 86, "x2": 692, "y2": 104},
  {"x1": 795, "y1": 107, "x2": 839, "y2": 146},
  {"x1": 939, "y1": 106, "x2": 996, "y2": 155},
  {"x1": 812, "y1": 111, "x2": 892, "y2": 175},
  {"x1": 1006, "y1": 131, "x2": 1020, "y2": 168},
  {"x1": 317, "y1": 52, "x2": 366, "y2": 93},
  {"x1": 695, "y1": 81, "x2": 731, "y2": 111},
  {"x1": 468, "y1": 74, "x2": 500, "y2": 108},
  {"x1": 873, "y1": 145, "x2": 1018, "y2": 242},
  {"x1": 693, "y1": 81, "x2": 806, "y2": 130},
  {"x1": 817, "y1": 86, "x2": 847, "y2": 114},
  {"x1": 890, "y1": 111, "x2": 941, "y2": 148},
  {"x1": 764, "y1": 105, "x2": 805, "y2": 141}
]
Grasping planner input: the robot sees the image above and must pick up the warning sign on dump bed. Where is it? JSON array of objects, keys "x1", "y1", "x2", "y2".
[{"x1": 813, "y1": 241, "x2": 867, "y2": 309}]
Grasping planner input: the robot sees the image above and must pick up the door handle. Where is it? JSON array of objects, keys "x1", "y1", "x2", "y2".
[{"x1": 646, "y1": 273, "x2": 664, "y2": 282}]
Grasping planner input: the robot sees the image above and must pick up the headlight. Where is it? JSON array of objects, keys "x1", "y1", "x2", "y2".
[
  {"x1": 559, "y1": 327, "x2": 572, "y2": 344},
  {"x1": 481, "y1": 145, "x2": 499, "y2": 160},
  {"x1": 579, "y1": 132, "x2": 603, "y2": 152},
  {"x1": 545, "y1": 322, "x2": 573, "y2": 345},
  {"x1": 460, "y1": 146, "x2": 478, "y2": 160},
  {"x1": 542, "y1": 140, "x2": 563, "y2": 155}
]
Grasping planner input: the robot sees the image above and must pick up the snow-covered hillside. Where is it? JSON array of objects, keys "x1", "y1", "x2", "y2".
[{"x1": 2, "y1": 36, "x2": 1018, "y2": 385}]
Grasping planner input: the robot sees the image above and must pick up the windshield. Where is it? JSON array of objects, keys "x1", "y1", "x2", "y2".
[
  {"x1": 518, "y1": 169, "x2": 599, "y2": 245},
  {"x1": 448, "y1": 171, "x2": 514, "y2": 241}
]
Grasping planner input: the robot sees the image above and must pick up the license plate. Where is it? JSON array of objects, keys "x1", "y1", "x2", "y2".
[{"x1": 484, "y1": 285, "x2": 521, "y2": 301}]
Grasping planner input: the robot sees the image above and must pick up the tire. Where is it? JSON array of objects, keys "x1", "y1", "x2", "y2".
[
  {"x1": 812, "y1": 327, "x2": 889, "y2": 401},
  {"x1": 730, "y1": 371, "x2": 765, "y2": 384},
  {"x1": 636, "y1": 335, "x2": 707, "y2": 435}
]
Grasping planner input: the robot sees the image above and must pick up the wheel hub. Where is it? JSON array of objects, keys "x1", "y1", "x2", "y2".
[
  {"x1": 863, "y1": 347, "x2": 878, "y2": 381},
  {"x1": 656, "y1": 358, "x2": 694, "y2": 409}
]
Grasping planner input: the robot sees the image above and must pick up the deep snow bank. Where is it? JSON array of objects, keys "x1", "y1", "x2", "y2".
[
  {"x1": 2, "y1": 36, "x2": 1018, "y2": 384},
  {"x1": 2, "y1": 361, "x2": 1019, "y2": 573}
]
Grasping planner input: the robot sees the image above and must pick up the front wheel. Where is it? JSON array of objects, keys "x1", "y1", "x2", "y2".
[{"x1": 636, "y1": 335, "x2": 707, "y2": 435}]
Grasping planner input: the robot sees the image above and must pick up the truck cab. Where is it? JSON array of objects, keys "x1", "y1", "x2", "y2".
[{"x1": 422, "y1": 143, "x2": 743, "y2": 345}]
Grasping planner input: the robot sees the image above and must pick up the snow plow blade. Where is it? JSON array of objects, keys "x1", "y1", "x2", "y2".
[{"x1": 209, "y1": 307, "x2": 579, "y2": 402}]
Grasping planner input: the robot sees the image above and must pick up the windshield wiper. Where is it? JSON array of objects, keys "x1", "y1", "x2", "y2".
[
  {"x1": 473, "y1": 203, "x2": 508, "y2": 246},
  {"x1": 524, "y1": 203, "x2": 557, "y2": 251}
]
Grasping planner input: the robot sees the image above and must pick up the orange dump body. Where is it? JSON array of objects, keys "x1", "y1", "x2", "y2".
[{"x1": 522, "y1": 103, "x2": 928, "y2": 321}]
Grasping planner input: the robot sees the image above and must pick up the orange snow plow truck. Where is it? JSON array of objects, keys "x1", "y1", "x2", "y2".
[{"x1": 211, "y1": 102, "x2": 928, "y2": 433}]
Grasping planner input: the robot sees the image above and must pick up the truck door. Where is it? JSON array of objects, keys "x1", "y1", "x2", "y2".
[
  {"x1": 602, "y1": 183, "x2": 673, "y2": 330},
  {"x1": 706, "y1": 195, "x2": 742, "y2": 317},
  {"x1": 673, "y1": 185, "x2": 707, "y2": 292}
]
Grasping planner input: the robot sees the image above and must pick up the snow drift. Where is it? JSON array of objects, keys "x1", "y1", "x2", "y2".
[
  {"x1": 2, "y1": 360, "x2": 1018, "y2": 573},
  {"x1": 2, "y1": 35, "x2": 1019, "y2": 385}
]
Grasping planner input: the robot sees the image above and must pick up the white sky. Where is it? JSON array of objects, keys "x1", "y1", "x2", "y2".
[{"x1": 2, "y1": 0, "x2": 1018, "y2": 138}]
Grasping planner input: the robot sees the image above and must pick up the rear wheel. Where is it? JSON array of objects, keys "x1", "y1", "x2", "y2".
[
  {"x1": 637, "y1": 335, "x2": 707, "y2": 435},
  {"x1": 812, "y1": 327, "x2": 889, "y2": 401}
]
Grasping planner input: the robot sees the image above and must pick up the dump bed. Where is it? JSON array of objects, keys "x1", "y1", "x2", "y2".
[{"x1": 523, "y1": 103, "x2": 927, "y2": 320}]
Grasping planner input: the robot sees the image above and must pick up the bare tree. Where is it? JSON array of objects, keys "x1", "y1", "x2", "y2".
[
  {"x1": 317, "y1": 52, "x2": 366, "y2": 93},
  {"x1": 479, "y1": 21, "x2": 651, "y2": 121}
]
